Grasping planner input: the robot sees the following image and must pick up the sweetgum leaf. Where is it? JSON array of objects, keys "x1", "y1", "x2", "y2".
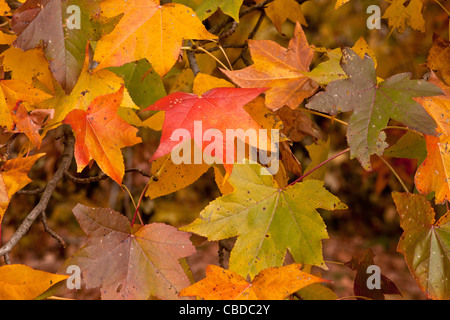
[
  {"x1": 392, "y1": 192, "x2": 450, "y2": 300},
  {"x1": 0, "y1": 264, "x2": 68, "y2": 300},
  {"x1": 11, "y1": 0, "x2": 107, "y2": 93},
  {"x1": 181, "y1": 162, "x2": 346, "y2": 279},
  {"x1": 344, "y1": 249, "x2": 402, "y2": 300},
  {"x1": 179, "y1": 264, "x2": 327, "y2": 300},
  {"x1": 64, "y1": 204, "x2": 196, "y2": 300},
  {"x1": 306, "y1": 48, "x2": 441, "y2": 170}
]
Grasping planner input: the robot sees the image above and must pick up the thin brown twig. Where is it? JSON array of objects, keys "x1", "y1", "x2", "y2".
[
  {"x1": 186, "y1": 40, "x2": 200, "y2": 76},
  {"x1": 64, "y1": 168, "x2": 151, "y2": 184},
  {"x1": 16, "y1": 186, "x2": 46, "y2": 195},
  {"x1": 40, "y1": 211, "x2": 66, "y2": 248},
  {"x1": 0, "y1": 125, "x2": 74, "y2": 258},
  {"x1": 288, "y1": 148, "x2": 350, "y2": 186}
]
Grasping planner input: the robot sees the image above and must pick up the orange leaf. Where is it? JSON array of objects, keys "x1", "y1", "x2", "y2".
[
  {"x1": 0, "y1": 264, "x2": 68, "y2": 300},
  {"x1": 221, "y1": 21, "x2": 318, "y2": 111},
  {"x1": 179, "y1": 264, "x2": 328, "y2": 300},
  {"x1": 415, "y1": 74, "x2": 450, "y2": 203},
  {"x1": 0, "y1": 153, "x2": 45, "y2": 227},
  {"x1": 11, "y1": 102, "x2": 54, "y2": 149},
  {"x1": 63, "y1": 86, "x2": 142, "y2": 185},
  {"x1": 427, "y1": 35, "x2": 450, "y2": 85}
]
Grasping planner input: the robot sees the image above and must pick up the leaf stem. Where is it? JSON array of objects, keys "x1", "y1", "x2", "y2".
[
  {"x1": 130, "y1": 183, "x2": 149, "y2": 227},
  {"x1": 299, "y1": 108, "x2": 349, "y2": 126},
  {"x1": 192, "y1": 45, "x2": 231, "y2": 71},
  {"x1": 121, "y1": 184, "x2": 137, "y2": 209},
  {"x1": 376, "y1": 155, "x2": 410, "y2": 193},
  {"x1": 288, "y1": 148, "x2": 350, "y2": 186}
]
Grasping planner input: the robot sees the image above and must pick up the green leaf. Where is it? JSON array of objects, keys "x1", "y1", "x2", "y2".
[
  {"x1": 384, "y1": 131, "x2": 427, "y2": 163},
  {"x1": 306, "y1": 48, "x2": 441, "y2": 170},
  {"x1": 108, "y1": 59, "x2": 166, "y2": 108},
  {"x1": 304, "y1": 138, "x2": 331, "y2": 181},
  {"x1": 304, "y1": 49, "x2": 347, "y2": 85},
  {"x1": 392, "y1": 192, "x2": 450, "y2": 300},
  {"x1": 181, "y1": 162, "x2": 346, "y2": 279},
  {"x1": 175, "y1": 0, "x2": 243, "y2": 21}
]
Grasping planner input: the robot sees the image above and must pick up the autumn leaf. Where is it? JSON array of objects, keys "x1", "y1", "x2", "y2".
[
  {"x1": 11, "y1": 0, "x2": 107, "y2": 93},
  {"x1": 255, "y1": 0, "x2": 307, "y2": 34},
  {"x1": 181, "y1": 162, "x2": 346, "y2": 278},
  {"x1": 1, "y1": 46, "x2": 54, "y2": 93},
  {"x1": 63, "y1": 86, "x2": 142, "y2": 185},
  {"x1": 392, "y1": 192, "x2": 450, "y2": 300},
  {"x1": 427, "y1": 35, "x2": 450, "y2": 85},
  {"x1": 384, "y1": 131, "x2": 427, "y2": 163},
  {"x1": 63, "y1": 204, "x2": 195, "y2": 300},
  {"x1": 307, "y1": 37, "x2": 376, "y2": 86},
  {"x1": 303, "y1": 138, "x2": 331, "y2": 181},
  {"x1": 0, "y1": 264, "x2": 68, "y2": 300},
  {"x1": 145, "y1": 140, "x2": 210, "y2": 199},
  {"x1": 0, "y1": 153, "x2": 45, "y2": 228},
  {"x1": 94, "y1": 0, "x2": 216, "y2": 77},
  {"x1": 306, "y1": 48, "x2": 441, "y2": 170},
  {"x1": 143, "y1": 86, "x2": 267, "y2": 179},
  {"x1": 41, "y1": 46, "x2": 138, "y2": 133},
  {"x1": 344, "y1": 249, "x2": 402, "y2": 300},
  {"x1": 10, "y1": 102, "x2": 54, "y2": 149},
  {"x1": 221, "y1": 21, "x2": 318, "y2": 111},
  {"x1": 108, "y1": 59, "x2": 167, "y2": 108},
  {"x1": 414, "y1": 74, "x2": 450, "y2": 203},
  {"x1": 335, "y1": 0, "x2": 350, "y2": 9},
  {"x1": 0, "y1": 0, "x2": 10, "y2": 15},
  {"x1": 0, "y1": 79, "x2": 54, "y2": 137},
  {"x1": 382, "y1": 0, "x2": 426, "y2": 34},
  {"x1": 179, "y1": 264, "x2": 327, "y2": 300},
  {"x1": 176, "y1": 0, "x2": 243, "y2": 22}
]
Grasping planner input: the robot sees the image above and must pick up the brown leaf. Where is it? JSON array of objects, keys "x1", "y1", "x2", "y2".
[{"x1": 63, "y1": 204, "x2": 196, "y2": 300}]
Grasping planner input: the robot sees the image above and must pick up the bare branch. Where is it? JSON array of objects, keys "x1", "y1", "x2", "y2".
[
  {"x1": 64, "y1": 168, "x2": 152, "y2": 184},
  {"x1": 0, "y1": 125, "x2": 75, "y2": 258},
  {"x1": 40, "y1": 211, "x2": 66, "y2": 248},
  {"x1": 186, "y1": 41, "x2": 200, "y2": 76},
  {"x1": 16, "y1": 186, "x2": 46, "y2": 195}
]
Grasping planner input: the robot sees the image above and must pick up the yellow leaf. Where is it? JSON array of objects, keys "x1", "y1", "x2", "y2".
[
  {"x1": 1, "y1": 47, "x2": 54, "y2": 93},
  {"x1": 40, "y1": 48, "x2": 138, "y2": 132},
  {"x1": 145, "y1": 140, "x2": 210, "y2": 199},
  {"x1": 382, "y1": 0, "x2": 425, "y2": 34},
  {"x1": 427, "y1": 35, "x2": 450, "y2": 85},
  {"x1": 0, "y1": 80, "x2": 53, "y2": 131},
  {"x1": 0, "y1": 264, "x2": 68, "y2": 300},
  {"x1": 255, "y1": 0, "x2": 307, "y2": 33},
  {"x1": 193, "y1": 73, "x2": 234, "y2": 95},
  {"x1": 0, "y1": 0, "x2": 10, "y2": 15},
  {"x1": 0, "y1": 32, "x2": 15, "y2": 45},
  {"x1": 94, "y1": 1, "x2": 217, "y2": 76},
  {"x1": 352, "y1": 37, "x2": 377, "y2": 68},
  {"x1": 141, "y1": 111, "x2": 165, "y2": 131},
  {"x1": 0, "y1": 153, "x2": 45, "y2": 224},
  {"x1": 179, "y1": 264, "x2": 327, "y2": 300},
  {"x1": 335, "y1": 0, "x2": 350, "y2": 9}
]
